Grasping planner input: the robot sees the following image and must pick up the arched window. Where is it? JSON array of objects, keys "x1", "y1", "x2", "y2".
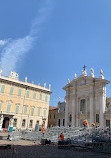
[
  {"x1": 80, "y1": 99, "x2": 86, "y2": 112},
  {"x1": 13, "y1": 119, "x2": 17, "y2": 127},
  {"x1": 29, "y1": 120, "x2": 33, "y2": 128},
  {"x1": 22, "y1": 119, "x2": 26, "y2": 127}
]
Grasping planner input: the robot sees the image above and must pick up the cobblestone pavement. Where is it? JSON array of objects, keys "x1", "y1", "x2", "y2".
[{"x1": 0, "y1": 145, "x2": 111, "y2": 158}]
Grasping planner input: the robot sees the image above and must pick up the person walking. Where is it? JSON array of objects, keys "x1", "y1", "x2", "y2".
[
  {"x1": 42, "y1": 127, "x2": 45, "y2": 137},
  {"x1": 60, "y1": 133, "x2": 64, "y2": 140}
]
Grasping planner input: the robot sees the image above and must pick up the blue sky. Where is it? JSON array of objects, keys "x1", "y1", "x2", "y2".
[{"x1": 0, "y1": 0, "x2": 111, "y2": 106}]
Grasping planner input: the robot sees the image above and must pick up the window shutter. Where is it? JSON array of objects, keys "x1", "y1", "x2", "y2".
[
  {"x1": 18, "y1": 89, "x2": 22, "y2": 96},
  {"x1": 26, "y1": 90, "x2": 30, "y2": 98},
  {"x1": 15, "y1": 105, "x2": 19, "y2": 113},
  {"x1": 1, "y1": 85, "x2": 5, "y2": 93},
  {"x1": 33, "y1": 92, "x2": 36, "y2": 99},
  {"x1": 7, "y1": 103, "x2": 11, "y2": 112},
  {"x1": 44, "y1": 109, "x2": 46, "y2": 117},
  {"x1": 31, "y1": 107, "x2": 34, "y2": 116},
  {"x1": 10, "y1": 87, "x2": 14, "y2": 95},
  {"x1": 24, "y1": 106, "x2": 27, "y2": 114},
  {"x1": 39, "y1": 94, "x2": 42, "y2": 100},
  {"x1": 0, "y1": 102, "x2": 2, "y2": 111},
  {"x1": 38, "y1": 108, "x2": 40, "y2": 116},
  {"x1": 45, "y1": 95, "x2": 48, "y2": 102}
]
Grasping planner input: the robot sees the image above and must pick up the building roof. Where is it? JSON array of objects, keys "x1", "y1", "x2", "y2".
[
  {"x1": 0, "y1": 72, "x2": 52, "y2": 94},
  {"x1": 49, "y1": 106, "x2": 58, "y2": 110}
]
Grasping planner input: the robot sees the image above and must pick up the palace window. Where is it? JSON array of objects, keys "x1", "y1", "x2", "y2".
[
  {"x1": 18, "y1": 89, "x2": 22, "y2": 96},
  {"x1": 39, "y1": 94, "x2": 42, "y2": 100},
  {"x1": 96, "y1": 114, "x2": 99, "y2": 123},
  {"x1": 33, "y1": 92, "x2": 36, "y2": 99},
  {"x1": 13, "y1": 119, "x2": 17, "y2": 127},
  {"x1": 29, "y1": 120, "x2": 33, "y2": 128},
  {"x1": 45, "y1": 95, "x2": 48, "y2": 102},
  {"x1": 1, "y1": 84, "x2": 5, "y2": 93},
  {"x1": 54, "y1": 113, "x2": 55, "y2": 119},
  {"x1": 24, "y1": 106, "x2": 27, "y2": 115},
  {"x1": 80, "y1": 99, "x2": 86, "y2": 112},
  {"x1": 0, "y1": 101, "x2": 2, "y2": 111},
  {"x1": 44, "y1": 109, "x2": 46, "y2": 117},
  {"x1": 22, "y1": 119, "x2": 26, "y2": 127},
  {"x1": 10, "y1": 86, "x2": 14, "y2": 95},
  {"x1": 37, "y1": 108, "x2": 40, "y2": 116},
  {"x1": 31, "y1": 107, "x2": 34, "y2": 116},
  {"x1": 15, "y1": 104, "x2": 19, "y2": 114},
  {"x1": 26, "y1": 90, "x2": 30, "y2": 98},
  {"x1": 50, "y1": 114, "x2": 51, "y2": 118},
  {"x1": 7, "y1": 103, "x2": 11, "y2": 113}
]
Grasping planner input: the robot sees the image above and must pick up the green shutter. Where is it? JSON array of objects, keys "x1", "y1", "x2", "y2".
[
  {"x1": 15, "y1": 105, "x2": 19, "y2": 113},
  {"x1": 45, "y1": 95, "x2": 48, "y2": 102},
  {"x1": 18, "y1": 89, "x2": 22, "y2": 96},
  {"x1": 0, "y1": 102, "x2": 2, "y2": 111},
  {"x1": 31, "y1": 107, "x2": 34, "y2": 116},
  {"x1": 33, "y1": 92, "x2": 36, "y2": 99},
  {"x1": 44, "y1": 109, "x2": 46, "y2": 117},
  {"x1": 7, "y1": 103, "x2": 11, "y2": 112},
  {"x1": 24, "y1": 106, "x2": 27, "y2": 114},
  {"x1": 26, "y1": 90, "x2": 30, "y2": 98},
  {"x1": 39, "y1": 94, "x2": 42, "y2": 100},
  {"x1": 38, "y1": 108, "x2": 40, "y2": 116},
  {"x1": 10, "y1": 87, "x2": 14, "y2": 95},
  {"x1": 1, "y1": 85, "x2": 5, "y2": 93}
]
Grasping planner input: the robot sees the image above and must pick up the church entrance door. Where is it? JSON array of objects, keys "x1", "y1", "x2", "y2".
[{"x1": 2, "y1": 117, "x2": 9, "y2": 129}]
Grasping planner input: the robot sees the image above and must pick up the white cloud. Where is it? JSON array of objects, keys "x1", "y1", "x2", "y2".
[
  {"x1": 0, "y1": 39, "x2": 9, "y2": 46},
  {"x1": 0, "y1": 36, "x2": 35, "y2": 75},
  {"x1": 0, "y1": 0, "x2": 51, "y2": 76}
]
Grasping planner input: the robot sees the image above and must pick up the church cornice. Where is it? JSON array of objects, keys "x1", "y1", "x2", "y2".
[{"x1": 63, "y1": 77, "x2": 110, "y2": 91}]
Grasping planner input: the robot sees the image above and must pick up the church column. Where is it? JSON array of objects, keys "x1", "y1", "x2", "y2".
[
  {"x1": 76, "y1": 98, "x2": 79, "y2": 127},
  {"x1": 0, "y1": 115, "x2": 3, "y2": 130},
  {"x1": 99, "y1": 92, "x2": 105, "y2": 129},
  {"x1": 65, "y1": 96, "x2": 69, "y2": 127},
  {"x1": 90, "y1": 94, "x2": 94, "y2": 126},
  {"x1": 72, "y1": 96, "x2": 75, "y2": 127}
]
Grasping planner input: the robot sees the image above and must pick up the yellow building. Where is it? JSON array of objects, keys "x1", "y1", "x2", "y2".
[{"x1": 0, "y1": 71, "x2": 52, "y2": 130}]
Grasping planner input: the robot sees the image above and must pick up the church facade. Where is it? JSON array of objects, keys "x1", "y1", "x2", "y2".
[{"x1": 63, "y1": 68, "x2": 111, "y2": 129}]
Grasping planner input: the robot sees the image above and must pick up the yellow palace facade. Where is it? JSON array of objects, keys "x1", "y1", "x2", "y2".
[{"x1": 0, "y1": 71, "x2": 51, "y2": 131}]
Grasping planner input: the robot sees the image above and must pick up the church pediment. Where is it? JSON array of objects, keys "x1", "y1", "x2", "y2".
[{"x1": 63, "y1": 68, "x2": 110, "y2": 90}]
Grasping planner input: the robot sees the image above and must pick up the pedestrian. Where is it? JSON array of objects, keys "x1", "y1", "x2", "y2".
[
  {"x1": 42, "y1": 127, "x2": 45, "y2": 137},
  {"x1": 60, "y1": 133, "x2": 64, "y2": 140}
]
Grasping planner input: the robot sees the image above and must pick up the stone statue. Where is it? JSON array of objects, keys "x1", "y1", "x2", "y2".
[
  {"x1": 90, "y1": 68, "x2": 95, "y2": 78},
  {"x1": 68, "y1": 79, "x2": 70, "y2": 83},
  {"x1": 74, "y1": 73, "x2": 77, "y2": 79},
  {"x1": 82, "y1": 70, "x2": 84, "y2": 75},
  {"x1": 100, "y1": 69, "x2": 104, "y2": 79},
  {"x1": 84, "y1": 70, "x2": 87, "y2": 76},
  {"x1": 49, "y1": 84, "x2": 51, "y2": 90},
  {"x1": 10, "y1": 72, "x2": 19, "y2": 79},
  {"x1": 59, "y1": 97, "x2": 60, "y2": 102},
  {"x1": 25, "y1": 77, "x2": 27, "y2": 82},
  {"x1": 44, "y1": 83, "x2": 46, "y2": 88}
]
